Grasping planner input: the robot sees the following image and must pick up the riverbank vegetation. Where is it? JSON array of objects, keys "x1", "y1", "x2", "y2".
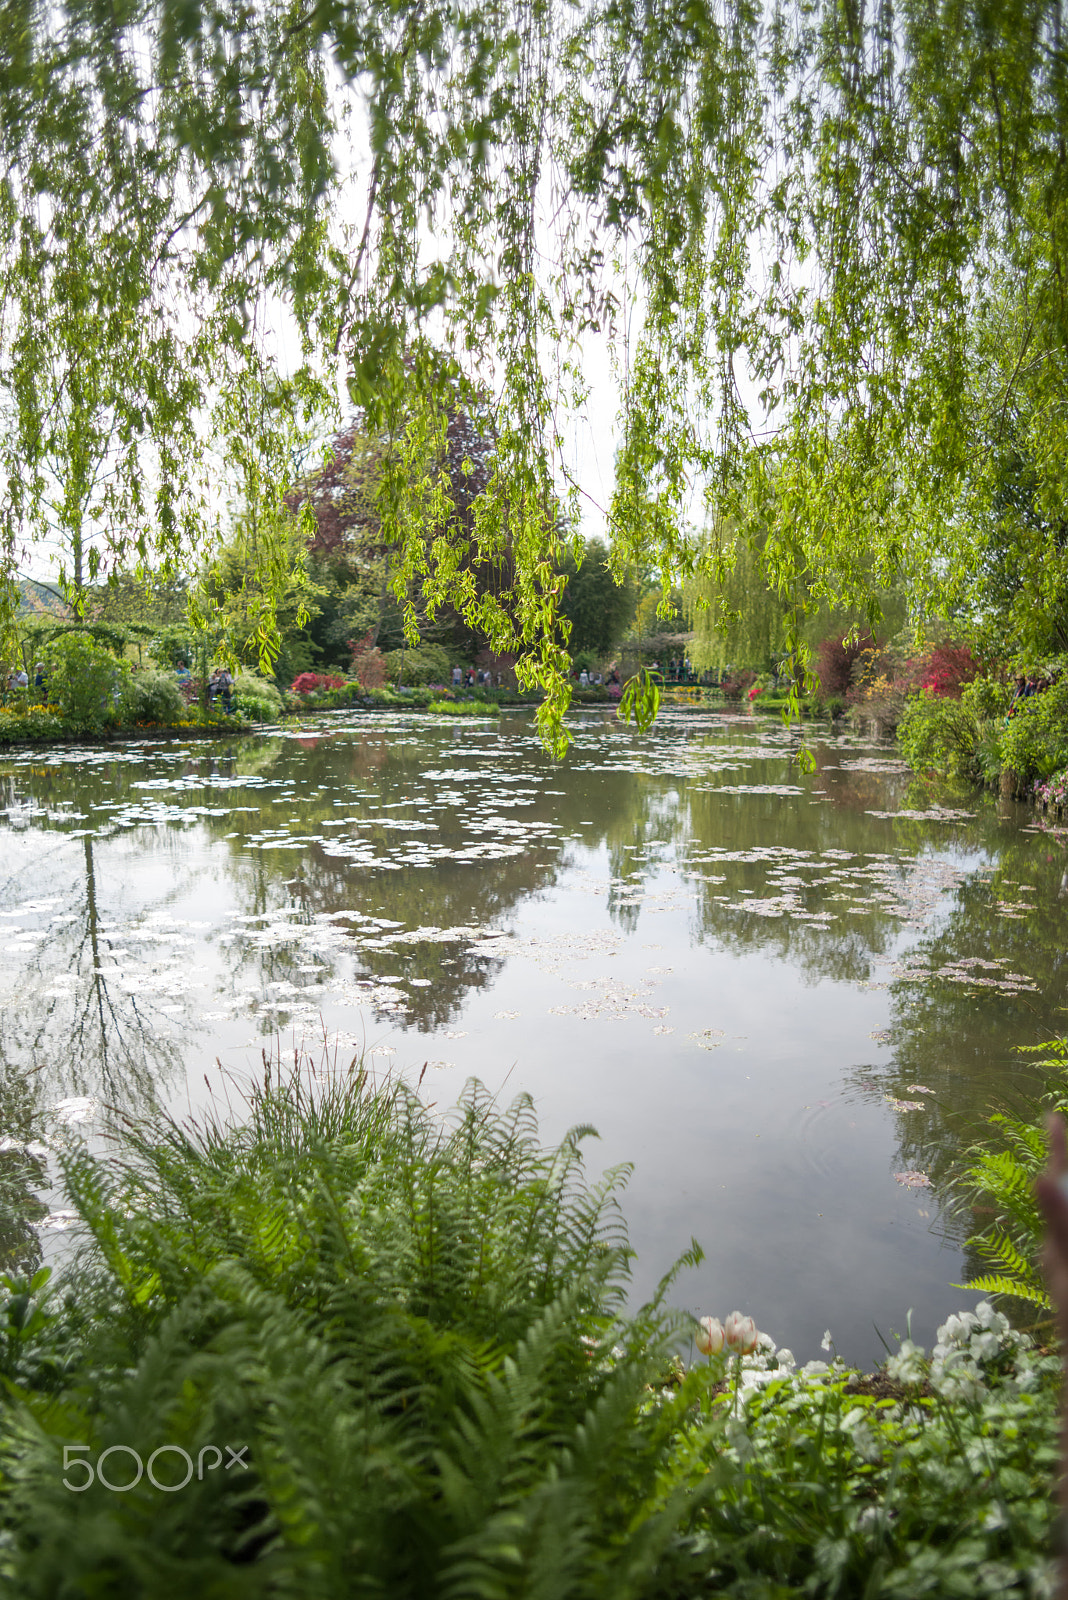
[{"x1": 0, "y1": 1052, "x2": 1059, "y2": 1598}]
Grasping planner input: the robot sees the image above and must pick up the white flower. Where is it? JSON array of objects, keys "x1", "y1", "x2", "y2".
[
  {"x1": 724, "y1": 1311, "x2": 759, "y2": 1354},
  {"x1": 695, "y1": 1316, "x2": 724, "y2": 1356},
  {"x1": 820, "y1": 1329, "x2": 834, "y2": 1352},
  {"x1": 931, "y1": 1358, "x2": 982, "y2": 1402},
  {"x1": 775, "y1": 1348, "x2": 796, "y2": 1372},
  {"x1": 968, "y1": 1330, "x2": 1001, "y2": 1364},
  {"x1": 974, "y1": 1300, "x2": 1008, "y2": 1334},
  {"x1": 885, "y1": 1340, "x2": 927, "y2": 1386},
  {"x1": 937, "y1": 1311, "x2": 978, "y2": 1347}
]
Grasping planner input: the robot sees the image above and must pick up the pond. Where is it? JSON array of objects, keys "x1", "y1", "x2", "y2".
[{"x1": 1, "y1": 704, "x2": 1065, "y2": 1368}]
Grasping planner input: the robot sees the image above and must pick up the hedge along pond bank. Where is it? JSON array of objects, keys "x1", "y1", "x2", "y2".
[{"x1": 0, "y1": 706, "x2": 1063, "y2": 1369}]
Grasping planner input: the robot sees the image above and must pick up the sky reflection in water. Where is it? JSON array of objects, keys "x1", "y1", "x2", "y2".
[{"x1": 1, "y1": 705, "x2": 1065, "y2": 1368}]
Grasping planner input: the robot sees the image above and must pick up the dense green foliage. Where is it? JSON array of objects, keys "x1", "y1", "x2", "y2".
[
  {"x1": 120, "y1": 670, "x2": 186, "y2": 726},
  {"x1": 897, "y1": 666, "x2": 1068, "y2": 791},
  {"x1": 559, "y1": 541, "x2": 638, "y2": 661},
  {"x1": 40, "y1": 633, "x2": 128, "y2": 730},
  {"x1": 0, "y1": 1063, "x2": 1059, "y2": 1596}
]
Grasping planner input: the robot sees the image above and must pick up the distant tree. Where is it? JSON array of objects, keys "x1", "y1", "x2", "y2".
[
  {"x1": 686, "y1": 526, "x2": 793, "y2": 675},
  {"x1": 558, "y1": 541, "x2": 637, "y2": 658}
]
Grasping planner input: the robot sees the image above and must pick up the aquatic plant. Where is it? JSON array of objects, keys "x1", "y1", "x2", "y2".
[{"x1": 428, "y1": 697, "x2": 502, "y2": 717}]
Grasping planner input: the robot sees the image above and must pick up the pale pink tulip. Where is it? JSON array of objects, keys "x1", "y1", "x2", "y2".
[
  {"x1": 723, "y1": 1311, "x2": 758, "y2": 1354},
  {"x1": 695, "y1": 1315, "x2": 724, "y2": 1356}
]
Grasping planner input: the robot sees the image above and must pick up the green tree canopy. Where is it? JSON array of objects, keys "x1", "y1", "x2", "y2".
[
  {"x1": 558, "y1": 540, "x2": 637, "y2": 660},
  {"x1": 3, "y1": 0, "x2": 1068, "y2": 746}
]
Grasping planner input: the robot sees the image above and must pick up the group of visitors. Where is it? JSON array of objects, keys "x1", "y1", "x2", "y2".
[
  {"x1": 1008, "y1": 667, "x2": 1062, "y2": 719},
  {"x1": 208, "y1": 666, "x2": 234, "y2": 713},
  {"x1": 4, "y1": 662, "x2": 45, "y2": 693},
  {"x1": 450, "y1": 665, "x2": 504, "y2": 689},
  {"x1": 172, "y1": 660, "x2": 234, "y2": 713}
]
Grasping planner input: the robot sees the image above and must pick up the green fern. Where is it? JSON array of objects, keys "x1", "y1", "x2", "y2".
[{"x1": 955, "y1": 1034, "x2": 1068, "y2": 1312}]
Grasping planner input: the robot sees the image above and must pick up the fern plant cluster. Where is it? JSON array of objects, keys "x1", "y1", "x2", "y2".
[
  {"x1": 0, "y1": 1054, "x2": 1061, "y2": 1597},
  {"x1": 959, "y1": 1035, "x2": 1068, "y2": 1313}
]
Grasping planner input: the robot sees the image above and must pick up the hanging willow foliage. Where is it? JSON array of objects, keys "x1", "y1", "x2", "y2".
[{"x1": 1, "y1": 0, "x2": 1066, "y2": 746}]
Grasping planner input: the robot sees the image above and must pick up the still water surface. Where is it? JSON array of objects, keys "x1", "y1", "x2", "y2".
[{"x1": 2, "y1": 706, "x2": 1065, "y2": 1367}]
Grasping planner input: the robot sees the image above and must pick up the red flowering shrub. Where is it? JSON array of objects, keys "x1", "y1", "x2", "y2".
[
  {"x1": 917, "y1": 642, "x2": 978, "y2": 699},
  {"x1": 747, "y1": 683, "x2": 763, "y2": 701},
  {"x1": 815, "y1": 632, "x2": 875, "y2": 696},
  {"x1": 290, "y1": 672, "x2": 346, "y2": 695}
]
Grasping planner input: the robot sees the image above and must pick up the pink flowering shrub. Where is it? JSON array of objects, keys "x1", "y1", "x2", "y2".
[
  {"x1": 348, "y1": 632, "x2": 387, "y2": 690},
  {"x1": 290, "y1": 672, "x2": 346, "y2": 695}
]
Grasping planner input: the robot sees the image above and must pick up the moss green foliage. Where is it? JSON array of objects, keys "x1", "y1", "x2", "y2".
[
  {"x1": 896, "y1": 668, "x2": 1068, "y2": 790},
  {"x1": 0, "y1": 708, "x2": 65, "y2": 745},
  {"x1": 997, "y1": 670, "x2": 1068, "y2": 784},
  {"x1": 897, "y1": 692, "x2": 983, "y2": 781},
  {"x1": 558, "y1": 541, "x2": 638, "y2": 660},
  {"x1": 0, "y1": 1063, "x2": 1060, "y2": 1597}
]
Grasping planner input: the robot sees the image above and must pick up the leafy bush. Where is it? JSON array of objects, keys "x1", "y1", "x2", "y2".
[
  {"x1": 815, "y1": 631, "x2": 876, "y2": 695},
  {"x1": 0, "y1": 707, "x2": 65, "y2": 744},
  {"x1": 290, "y1": 671, "x2": 346, "y2": 695},
  {"x1": 960, "y1": 674, "x2": 1012, "y2": 720},
  {"x1": 996, "y1": 669, "x2": 1068, "y2": 784},
  {"x1": 897, "y1": 691, "x2": 981, "y2": 778},
  {"x1": 428, "y1": 697, "x2": 502, "y2": 717},
  {"x1": 380, "y1": 644, "x2": 453, "y2": 686},
  {"x1": 0, "y1": 1062, "x2": 703, "y2": 1598},
  {"x1": 233, "y1": 670, "x2": 284, "y2": 721},
  {"x1": 958, "y1": 1035, "x2": 1068, "y2": 1312},
  {"x1": 42, "y1": 632, "x2": 128, "y2": 727},
  {"x1": 120, "y1": 669, "x2": 185, "y2": 725}
]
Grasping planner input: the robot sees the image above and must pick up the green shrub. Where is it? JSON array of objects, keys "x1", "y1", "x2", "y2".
[
  {"x1": 233, "y1": 669, "x2": 284, "y2": 721},
  {"x1": 0, "y1": 1065, "x2": 703, "y2": 1598},
  {"x1": 0, "y1": 707, "x2": 65, "y2": 744},
  {"x1": 41, "y1": 632, "x2": 128, "y2": 728},
  {"x1": 995, "y1": 670, "x2": 1068, "y2": 784},
  {"x1": 120, "y1": 669, "x2": 185, "y2": 725},
  {"x1": 380, "y1": 644, "x2": 453, "y2": 686},
  {"x1": 960, "y1": 675, "x2": 1012, "y2": 720},
  {"x1": 897, "y1": 690, "x2": 981, "y2": 778}
]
